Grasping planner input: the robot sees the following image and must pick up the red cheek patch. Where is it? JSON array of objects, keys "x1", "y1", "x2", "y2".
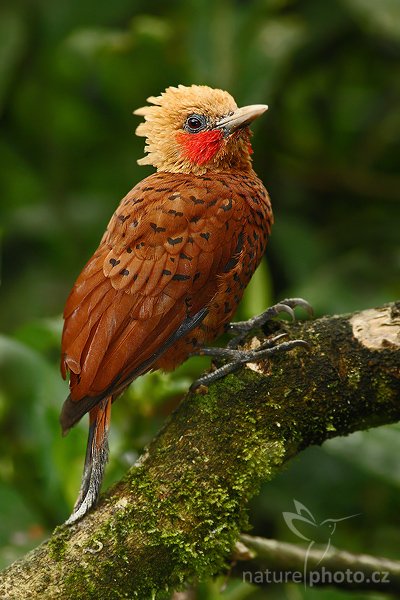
[{"x1": 176, "y1": 130, "x2": 224, "y2": 165}]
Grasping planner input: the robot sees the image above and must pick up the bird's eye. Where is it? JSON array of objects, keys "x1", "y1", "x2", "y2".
[{"x1": 185, "y1": 114, "x2": 207, "y2": 133}]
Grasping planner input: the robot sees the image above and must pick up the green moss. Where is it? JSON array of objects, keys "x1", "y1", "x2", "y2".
[
  {"x1": 48, "y1": 525, "x2": 71, "y2": 561},
  {"x1": 64, "y1": 565, "x2": 98, "y2": 598},
  {"x1": 107, "y1": 400, "x2": 274, "y2": 591},
  {"x1": 57, "y1": 460, "x2": 244, "y2": 597},
  {"x1": 347, "y1": 367, "x2": 361, "y2": 387},
  {"x1": 373, "y1": 373, "x2": 396, "y2": 404}
]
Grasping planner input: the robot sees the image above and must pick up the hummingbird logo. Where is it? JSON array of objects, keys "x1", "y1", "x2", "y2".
[{"x1": 283, "y1": 499, "x2": 359, "y2": 586}]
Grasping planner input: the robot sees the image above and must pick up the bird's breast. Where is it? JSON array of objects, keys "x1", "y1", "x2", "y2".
[{"x1": 154, "y1": 169, "x2": 272, "y2": 371}]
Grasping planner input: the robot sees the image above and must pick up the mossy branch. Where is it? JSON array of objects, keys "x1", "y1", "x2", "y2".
[{"x1": 0, "y1": 302, "x2": 399, "y2": 599}]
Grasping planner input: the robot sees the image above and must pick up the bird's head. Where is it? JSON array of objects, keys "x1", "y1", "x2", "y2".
[{"x1": 134, "y1": 84, "x2": 268, "y2": 175}]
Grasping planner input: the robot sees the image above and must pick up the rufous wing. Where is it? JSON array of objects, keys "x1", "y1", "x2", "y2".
[{"x1": 61, "y1": 172, "x2": 244, "y2": 428}]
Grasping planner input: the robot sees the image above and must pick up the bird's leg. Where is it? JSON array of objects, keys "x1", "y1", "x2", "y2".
[{"x1": 190, "y1": 298, "x2": 312, "y2": 390}]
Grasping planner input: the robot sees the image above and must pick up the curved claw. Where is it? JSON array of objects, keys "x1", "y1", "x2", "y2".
[
  {"x1": 249, "y1": 338, "x2": 310, "y2": 363},
  {"x1": 273, "y1": 303, "x2": 296, "y2": 321},
  {"x1": 289, "y1": 339, "x2": 311, "y2": 350},
  {"x1": 257, "y1": 333, "x2": 288, "y2": 350},
  {"x1": 297, "y1": 339, "x2": 310, "y2": 347},
  {"x1": 280, "y1": 298, "x2": 314, "y2": 317}
]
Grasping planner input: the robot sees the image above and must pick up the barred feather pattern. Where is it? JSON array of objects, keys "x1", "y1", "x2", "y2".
[{"x1": 60, "y1": 169, "x2": 272, "y2": 430}]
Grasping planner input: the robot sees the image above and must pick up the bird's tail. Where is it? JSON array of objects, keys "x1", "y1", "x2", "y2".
[{"x1": 65, "y1": 396, "x2": 112, "y2": 525}]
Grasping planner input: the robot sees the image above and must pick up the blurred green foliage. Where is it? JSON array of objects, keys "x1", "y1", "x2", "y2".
[{"x1": 0, "y1": 0, "x2": 399, "y2": 597}]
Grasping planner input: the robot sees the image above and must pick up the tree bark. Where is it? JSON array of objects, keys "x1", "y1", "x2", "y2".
[{"x1": 1, "y1": 302, "x2": 399, "y2": 600}]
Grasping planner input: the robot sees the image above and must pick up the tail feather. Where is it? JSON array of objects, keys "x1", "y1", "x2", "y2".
[
  {"x1": 65, "y1": 397, "x2": 112, "y2": 525},
  {"x1": 60, "y1": 392, "x2": 101, "y2": 435}
]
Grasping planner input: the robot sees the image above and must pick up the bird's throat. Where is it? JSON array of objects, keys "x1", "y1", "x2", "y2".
[{"x1": 176, "y1": 130, "x2": 224, "y2": 166}]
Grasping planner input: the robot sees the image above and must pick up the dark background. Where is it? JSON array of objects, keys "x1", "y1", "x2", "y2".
[{"x1": 1, "y1": 0, "x2": 399, "y2": 598}]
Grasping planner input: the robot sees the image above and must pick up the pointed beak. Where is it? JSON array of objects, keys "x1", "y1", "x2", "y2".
[{"x1": 216, "y1": 104, "x2": 268, "y2": 136}]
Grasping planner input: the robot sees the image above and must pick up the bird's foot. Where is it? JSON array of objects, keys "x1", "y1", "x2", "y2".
[
  {"x1": 190, "y1": 334, "x2": 309, "y2": 391},
  {"x1": 226, "y1": 297, "x2": 313, "y2": 349},
  {"x1": 190, "y1": 298, "x2": 312, "y2": 390}
]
